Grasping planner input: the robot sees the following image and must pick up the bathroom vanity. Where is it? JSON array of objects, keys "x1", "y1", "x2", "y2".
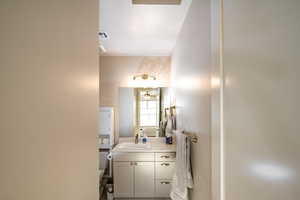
[
  {"x1": 111, "y1": 139, "x2": 176, "y2": 198},
  {"x1": 112, "y1": 87, "x2": 176, "y2": 198}
]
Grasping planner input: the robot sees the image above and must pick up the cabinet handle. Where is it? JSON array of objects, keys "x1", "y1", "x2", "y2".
[
  {"x1": 160, "y1": 181, "x2": 170, "y2": 185},
  {"x1": 160, "y1": 155, "x2": 170, "y2": 159},
  {"x1": 161, "y1": 163, "x2": 170, "y2": 166},
  {"x1": 130, "y1": 162, "x2": 138, "y2": 166}
]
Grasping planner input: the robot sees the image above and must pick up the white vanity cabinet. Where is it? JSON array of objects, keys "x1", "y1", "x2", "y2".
[
  {"x1": 113, "y1": 162, "x2": 134, "y2": 197},
  {"x1": 113, "y1": 161, "x2": 155, "y2": 198},
  {"x1": 113, "y1": 152, "x2": 175, "y2": 198},
  {"x1": 134, "y1": 162, "x2": 155, "y2": 197}
]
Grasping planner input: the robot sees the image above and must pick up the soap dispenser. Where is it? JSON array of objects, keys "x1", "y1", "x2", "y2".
[{"x1": 142, "y1": 132, "x2": 148, "y2": 144}]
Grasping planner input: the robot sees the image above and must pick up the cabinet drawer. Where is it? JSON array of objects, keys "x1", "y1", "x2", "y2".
[
  {"x1": 156, "y1": 162, "x2": 175, "y2": 179},
  {"x1": 113, "y1": 152, "x2": 154, "y2": 162},
  {"x1": 155, "y1": 152, "x2": 176, "y2": 161},
  {"x1": 155, "y1": 179, "x2": 172, "y2": 198}
]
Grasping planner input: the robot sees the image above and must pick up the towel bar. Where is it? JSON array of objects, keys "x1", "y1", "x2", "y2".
[{"x1": 182, "y1": 131, "x2": 198, "y2": 143}]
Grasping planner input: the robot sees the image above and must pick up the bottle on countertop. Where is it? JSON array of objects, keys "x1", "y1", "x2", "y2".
[
  {"x1": 166, "y1": 133, "x2": 173, "y2": 144},
  {"x1": 139, "y1": 128, "x2": 144, "y2": 143},
  {"x1": 139, "y1": 128, "x2": 144, "y2": 137},
  {"x1": 142, "y1": 132, "x2": 148, "y2": 144}
]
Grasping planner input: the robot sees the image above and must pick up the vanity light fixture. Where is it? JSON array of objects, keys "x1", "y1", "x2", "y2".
[{"x1": 133, "y1": 74, "x2": 156, "y2": 81}]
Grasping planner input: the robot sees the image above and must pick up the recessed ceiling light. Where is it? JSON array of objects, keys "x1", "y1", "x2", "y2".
[{"x1": 132, "y1": 0, "x2": 181, "y2": 5}]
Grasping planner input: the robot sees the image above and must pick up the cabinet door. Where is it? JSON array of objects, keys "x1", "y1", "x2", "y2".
[
  {"x1": 113, "y1": 162, "x2": 134, "y2": 198},
  {"x1": 134, "y1": 162, "x2": 155, "y2": 198}
]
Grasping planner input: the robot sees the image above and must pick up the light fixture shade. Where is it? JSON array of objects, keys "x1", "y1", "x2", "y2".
[{"x1": 133, "y1": 74, "x2": 156, "y2": 81}]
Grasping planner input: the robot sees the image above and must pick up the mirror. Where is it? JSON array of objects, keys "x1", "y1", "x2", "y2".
[{"x1": 119, "y1": 87, "x2": 170, "y2": 137}]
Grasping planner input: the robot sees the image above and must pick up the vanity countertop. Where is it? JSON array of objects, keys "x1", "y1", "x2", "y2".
[{"x1": 111, "y1": 137, "x2": 176, "y2": 153}]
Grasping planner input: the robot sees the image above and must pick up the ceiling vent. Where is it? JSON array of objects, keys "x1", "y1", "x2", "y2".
[
  {"x1": 98, "y1": 32, "x2": 109, "y2": 40},
  {"x1": 132, "y1": 0, "x2": 181, "y2": 5}
]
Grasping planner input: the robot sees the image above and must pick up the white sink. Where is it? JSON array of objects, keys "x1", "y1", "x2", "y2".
[{"x1": 117, "y1": 142, "x2": 151, "y2": 150}]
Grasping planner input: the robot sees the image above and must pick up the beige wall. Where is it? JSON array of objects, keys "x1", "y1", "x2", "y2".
[
  {"x1": 100, "y1": 56, "x2": 170, "y2": 140},
  {"x1": 0, "y1": 0, "x2": 98, "y2": 200},
  {"x1": 171, "y1": 0, "x2": 211, "y2": 199},
  {"x1": 222, "y1": 0, "x2": 300, "y2": 199}
]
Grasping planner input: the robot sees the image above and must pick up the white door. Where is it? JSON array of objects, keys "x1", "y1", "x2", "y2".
[
  {"x1": 134, "y1": 162, "x2": 155, "y2": 198},
  {"x1": 113, "y1": 162, "x2": 134, "y2": 198}
]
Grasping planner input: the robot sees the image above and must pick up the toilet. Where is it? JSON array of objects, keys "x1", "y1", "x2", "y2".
[
  {"x1": 99, "y1": 151, "x2": 108, "y2": 181},
  {"x1": 99, "y1": 151, "x2": 109, "y2": 197}
]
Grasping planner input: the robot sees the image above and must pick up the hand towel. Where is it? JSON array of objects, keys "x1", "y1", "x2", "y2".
[
  {"x1": 170, "y1": 130, "x2": 193, "y2": 200},
  {"x1": 166, "y1": 115, "x2": 176, "y2": 135}
]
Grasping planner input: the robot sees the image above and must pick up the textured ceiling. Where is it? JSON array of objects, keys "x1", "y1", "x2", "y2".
[{"x1": 99, "y1": 0, "x2": 192, "y2": 56}]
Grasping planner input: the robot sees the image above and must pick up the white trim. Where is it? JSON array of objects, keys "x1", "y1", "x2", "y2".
[
  {"x1": 220, "y1": 0, "x2": 225, "y2": 200},
  {"x1": 99, "y1": 52, "x2": 172, "y2": 57}
]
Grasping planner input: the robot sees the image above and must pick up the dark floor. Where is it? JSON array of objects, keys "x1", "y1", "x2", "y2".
[
  {"x1": 102, "y1": 198, "x2": 169, "y2": 200},
  {"x1": 101, "y1": 194, "x2": 169, "y2": 200}
]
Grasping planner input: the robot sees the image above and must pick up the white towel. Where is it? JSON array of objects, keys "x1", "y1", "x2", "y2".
[
  {"x1": 165, "y1": 115, "x2": 173, "y2": 134},
  {"x1": 170, "y1": 130, "x2": 193, "y2": 200},
  {"x1": 166, "y1": 115, "x2": 176, "y2": 136}
]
